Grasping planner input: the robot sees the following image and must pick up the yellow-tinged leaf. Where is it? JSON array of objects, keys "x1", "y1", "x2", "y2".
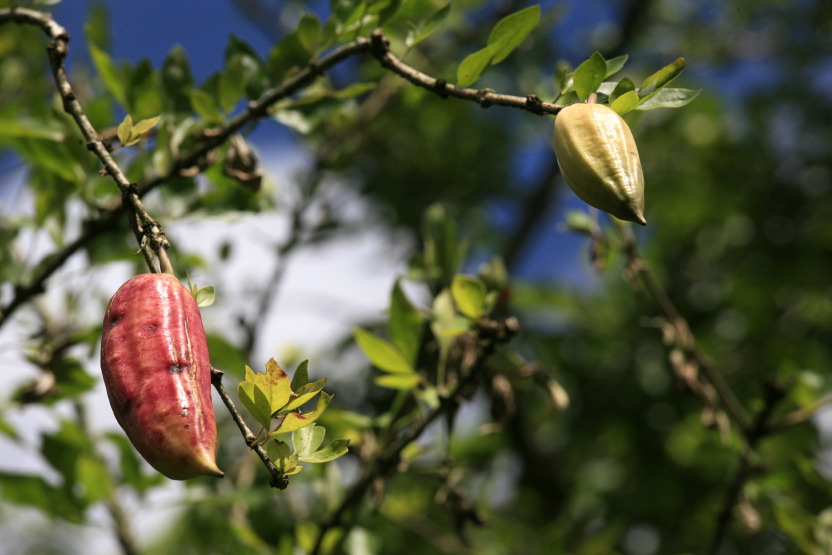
[
  {"x1": 131, "y1": 115, "x2": 161, "y2": 136},
  {"x1": 272, "y1": 392, "x2": 332, "y2": 434},
  {"x1": 117, "y1": 114, "x2": 133, "y2": 146}
]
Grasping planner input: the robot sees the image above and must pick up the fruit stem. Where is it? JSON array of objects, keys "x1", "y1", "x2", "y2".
[{"x1": 587, "y1": 92, "x2": 598, "y2": 104}]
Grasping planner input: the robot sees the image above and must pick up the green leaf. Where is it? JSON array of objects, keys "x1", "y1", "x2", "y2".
[
  {"x1": 189, "y1": 88, "x2": 222, "y2": 122},
  {"x1": 83, "y1": 2, "x2": 110, "y2": 51},
  {"x1": 573, "y1": 52, "x2": 606, "y2": 102},
  {"x1": 405, "y1": 3, "x2": 451, "y2": 48},
  {"x1": 223, "y1": 35, "x2": 267, "y2": 100},
  {"x1": 0, "y1": 118, "x2": 65, "y2": 141},
  {"x1": 293, "y1": 424, "x2": 326, "y2": 457},
  {"x1": 131, "y1": 115, "x2": 161, "y2": 137},
  {"x1": 274, "y1": 392, "x2": 333, "y2": 434},
  {"x1": 378, "y1": 0, "x2": 403, "y2": 26},
  {"x1": 431, "y1": 288, "x2": 469, "y2": 365},
  {"x1": 219, "y1": 60, "x2": 247, "y2": 113},
  {"x1": 76, "y1": 455, "x2": 111, "y2": 504},
  {"x1": 281, "y1": 377, "x2": 327, "y2": 413},
  {"x1": 48, "y1": 356, "x2": 96, "y2": 401},
  {"x1": 195, "y1": 285, "x2": 215, "y2": 308},
  {"x1": 354, "y1": 329, "x2": 414, "y2": 374},
  {"x1": 279, "y1": 454, "x2": 303, "y2": 475},
  {"x1": 104, "y1": 433, "x2": 164, "y2": 493},
  {"x1": 291, "y1": 360, "x2": 310, "y2": 391},
  {"x1": 487, "y1": 4, "x2": 540, "y2": 64},
  {"x1": 88, "y1": 43, "x2": 127, "y2": 106},
  {"x1": 330, "y1": 0, "x2": 365, "y2": 26},
  {"x1": 610, "y1": 90, "x2": 640, "y2": 115},
  {"x1": 604, "y1": 54, "x2": 629, "y2": 78},
  {"x1": 608, "y1": 77, "x2": 635, "y2": 105},
  {"x1": 375, "y1": 373, "x2": 420, "y2": 390},
  {"x1": 265, "y1": 438, "x2": 292, "y2": 461},
  {"x1": 297, "y1": 13, "x2": 323, "y2": 52},
  {"x1": 0, "y1": 472, "x2": 83, "y2": 523},
  {"x1": 637, "y1": 87, "x2": 701, "y2": 110},
  {"x1": 638, "y1": 57, "x2": 686, "y2": 102},
  {"x1": 456, "y1": 4, "x2": 540, "y2": 87},
  {"x1": 297, "y1": 438, "x2": 350, "y2": 463},
  {"x1": 282, "y1": 462, "x2": 304, "y2": 476},
  {"x1": 451, "y1": 274, "x2": 487, "y2": 318},
  {"x1": 117, "y1": 114, "x2": 134, "y2": 146},
  {"x1": 125, "y1": 59, "x2": 163, "y2": 120},
  {"x1": 41, "y1": 420, "x2": 89, "y2": 483},
  {"x1": 389, "y1": 280, "x2": 425, "y2": 367},
  {"x1": 117, "y1": 114, "x2": 160, "y2": 147},
  {"x1": 238, "y1": 379, "x2": 273, "y2": 429},
  {"x1": 266, "y1": 30, "x2": 309, "y2": 83},
  {"x1": 161, "y1": 45, "x2": 194, "y2": 113},
  {"x1": 457, "y1": 47, "x2": 498, "y2": 88}
]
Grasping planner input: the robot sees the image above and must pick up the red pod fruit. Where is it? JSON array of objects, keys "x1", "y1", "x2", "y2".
[{"x1": 100, "y1": 273, "x2": 222, "y2": 480}]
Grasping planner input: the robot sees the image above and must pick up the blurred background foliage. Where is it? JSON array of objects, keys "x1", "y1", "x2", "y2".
[{"x1": 1, "y1": 0, "x2": 832, "y2": 554}]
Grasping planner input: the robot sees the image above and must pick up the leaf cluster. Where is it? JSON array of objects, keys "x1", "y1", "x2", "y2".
[{"x1": 237, "y1": 359, "x2": 348, "y2": 477}]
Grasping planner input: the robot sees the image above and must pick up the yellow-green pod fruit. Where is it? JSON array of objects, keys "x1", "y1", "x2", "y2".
[{"x1": 552, "y1": 103, "x2": 646, "y2": 225}]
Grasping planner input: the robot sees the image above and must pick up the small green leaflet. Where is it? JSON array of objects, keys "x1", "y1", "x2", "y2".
[
  {"x1": 293, "y1": 424, "x2": 349, "y2": 463},
  {"x1": 406, "y1": 3, "x2": 451, "y2": 48},
  {"x1": 116, "y1": 114, "x2": 161, "y2": 148},
  {"x1": 388, "y1": 279, "x2": 425, "y2": 368}
]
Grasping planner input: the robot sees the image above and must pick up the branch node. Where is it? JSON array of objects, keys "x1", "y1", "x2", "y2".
[
  {"x1": 308, "y1": 60, "x2": 324, "y2": 76},
  {"x1": 477, "y1": 89, "x2": 495, "y2": 108},
  {"x1": 434, "y1": 78, "x2": 449, "y2": 98},
  {"x1": 525, "y1": 94, "x2": 544, "y2": 114},
  {"x1": 369, "y1": 29, "x2": 389, "y2": 57}
]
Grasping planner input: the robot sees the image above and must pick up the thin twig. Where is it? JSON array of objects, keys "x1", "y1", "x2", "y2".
[
  {"x1": 367, "y1": 30, "x2": 562, "y2": 116},
  {"x1": 210, "y1": 367, "x2": 288, "y2": 490}
]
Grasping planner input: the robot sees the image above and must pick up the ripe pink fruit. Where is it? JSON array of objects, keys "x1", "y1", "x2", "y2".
[{"x1": 101, "y1": 273, "x2": 222, "y2": 480}]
